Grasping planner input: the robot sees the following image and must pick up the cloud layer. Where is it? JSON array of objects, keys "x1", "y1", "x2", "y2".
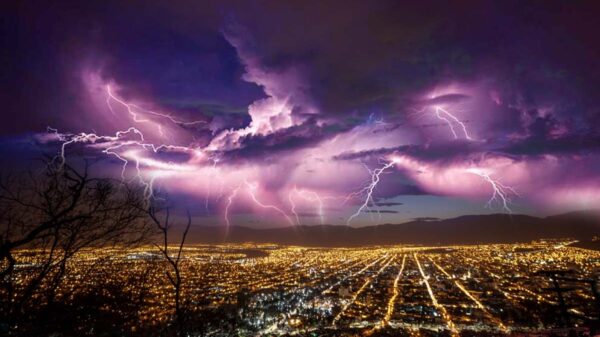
[{"x1": 3, "y1": 1, "x2": 600, "y2": 226}]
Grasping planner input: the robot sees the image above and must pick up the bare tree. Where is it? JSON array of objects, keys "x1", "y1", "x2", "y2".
[
  {"x1": 147, "y1": 205, "x2": 192, "y2": 337},
  {"x1": 0, "y1": 161, "x2": 153, "y2": 331}
]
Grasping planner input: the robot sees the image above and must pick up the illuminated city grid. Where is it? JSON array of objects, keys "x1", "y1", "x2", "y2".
[{"x1": 12, "y1": 241, "x2": 600, "y2": 335}]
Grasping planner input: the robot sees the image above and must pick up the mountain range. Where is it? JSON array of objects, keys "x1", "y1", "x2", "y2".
[{"x1": 184, "y1": 211, "x2": 600, "y2": 247}]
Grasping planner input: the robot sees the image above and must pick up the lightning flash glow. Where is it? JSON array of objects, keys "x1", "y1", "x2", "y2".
[{"x1": 46, "y1": 79, "x2": 531, "y2": 228}]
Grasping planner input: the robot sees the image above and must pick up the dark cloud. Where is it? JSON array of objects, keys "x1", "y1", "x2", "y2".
[
  {"x1": 374, "y1": 202, "x2": 404, "y2": 207},
  {"x1": 333, "y1": 141, "x2": 478, "y2": 162},
  {"x1": 419, "y1": 94, "x2": 471, "y2": 106},
  {"x1": 226, "y1": 1, "x2": 599, "y2": 126},
  {"x1": 294, "y1": 213, "x2": 321, "y2": 218},
  {"x1": 220, "y1": 119, "x2": 351, "y2": 162},
  {"x1": 335, "y1": 130, "x2": 600, "y2": 163},
  {"x1": 503, "y1": 133, "x2": 600, "y2": 156},
  {"x1": 371, "y1": 178, "x2": 429, "y2": 199},
  {"x1": 1, "y1": 1, "x2": 261, "y2": 135},
  {"x1": 364, "y1": 210, "x2": 399, "y2": 214},
  {"x1": 412, "y1": 217, "x2": 440, "y2": 222},
  {"x1": 4, "y1": 1, "x2": 599, "y2": 146},
  {"x1": 2, "y1": 0, "x2": 599, "y2": 225}
]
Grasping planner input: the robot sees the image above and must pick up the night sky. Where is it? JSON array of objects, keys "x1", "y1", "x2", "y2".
[{"x1": 2, "y1": 0, "x2": 599, "y2": 227}]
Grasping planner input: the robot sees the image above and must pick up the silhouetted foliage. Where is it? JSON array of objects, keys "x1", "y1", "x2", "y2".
[{"x1": 0, "y1": 161, "x2": 153, "y2": 334}]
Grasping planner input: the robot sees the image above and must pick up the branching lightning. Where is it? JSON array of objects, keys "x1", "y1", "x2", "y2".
[
  {"x1": 289, "y1": 189, "x2": 301, "y2": 225},
  {"x1": 54, "y1": 85, "x2": 308, "y2": 229},
  {"x1": 288, "y1": 187, "x2": 325, "y2": 225},
  {"x1": 222, "y1": 181, "x2": 297, "y2": 227},
  {"x1": 224, "y1": 185, "x2": 241, "y2": 228},
  {"x1": 106, "y1": 85, "x2": 206, "y2": 136},
  {"x1": 410, "y1": 105, "x2": 473, "y2": 140},
  {"x1": 466, "y1": 168, "x2": 518, "y2": 213},
  {"x1": 434, "y1": 106, "x2": 472, "y2": 140},
  {"x1": 49, "y1": 123, "x2": 202, "y2": 204},
  {"x1": 245, "y1": 180, "x2": 295, "y2": 226},
  {"x1": 48, "y1": 77, "x2": 522, "y2": 229},
  {"x1": 346, "y1": 159, "x2": 398, "y2": 225},
  {"x1": 205, "y1": 158, "x2": 224, "y2": 213}
]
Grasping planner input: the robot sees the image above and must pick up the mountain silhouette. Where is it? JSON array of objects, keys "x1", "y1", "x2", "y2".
[{"x1": 185, "y1": 211, "x2": 600, "y2": 247}]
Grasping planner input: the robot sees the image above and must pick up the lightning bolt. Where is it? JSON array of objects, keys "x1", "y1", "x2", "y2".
[
  {"x1": 54, "y1": 86, "x2": 258, "y2": 226},
  {"x1": 346, "y1": 159, "x2": 397, "y2": 225},
  {"x1": 434, "y1": 106, "x2": 472, "y2": 140},
  {"x1": 106, "y1": 85, "x2": 205, "y2": 136},
  {"x1": 288, "y1": 189, "x2": 301, "y2": 225},
  {"x1": 50, "y1": 124, "x2": 202, "y2": 205},
  {"x1": 52, "y1": 86, "x2": 239, "y2": 221},
  {"x1": 245, "y1": 181, "x2": 295, "y2": 226},
  {"x1": 288, "y1": 187, "x2": 325, "y2": 225},
  {"x1": 406, "y1": 104, "x2": 507, "y2": 214},
  {"x1": 390, "y1": 153, "x2": 518, "y2": 214},
  {"x1": 205, "y1": 158, "x2": 224, "y2": 213},
  {"x1": 466, "y1": 167, "x2": 518, "y2": 213},
  {"x1": 222, "y1": 180, "x2": 300, "y2": 227},
  {"x1": 301, "y1": 190, "x2": 325, "y2": 225},
  {"x1": 224, "y1": 185, "x2": 241, "y2": 228},
  {"x1": 410, "y1": 105, "x2": 473, "y2": 140},
  {"x1": 52, "y1": 77, "x2": 518, "y2": 228}
]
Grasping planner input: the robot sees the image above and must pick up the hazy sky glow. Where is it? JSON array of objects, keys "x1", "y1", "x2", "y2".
[{"x1": 2, "y1": 1, "x2": 600, "y2": 227}]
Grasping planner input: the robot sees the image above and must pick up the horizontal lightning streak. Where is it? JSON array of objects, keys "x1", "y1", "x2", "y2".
[{"x1": 106, "y1": 85, "x2": 205, "y2": 136}]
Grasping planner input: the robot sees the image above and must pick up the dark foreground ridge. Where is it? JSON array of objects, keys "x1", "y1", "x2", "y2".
[{"x1": 186, "y1": 211, "x2": 600, "y2": 246}]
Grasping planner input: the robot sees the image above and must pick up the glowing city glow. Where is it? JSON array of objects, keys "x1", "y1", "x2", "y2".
[
  {"x1": 371, "y1": 254, "x2": 407, "y2": 332},
  {"x1": 4, "y1": 3, "x2": 600, "y2": 336},
  {"x1": 414, "y1": 253, "x2": 459, "y2": 336}
]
